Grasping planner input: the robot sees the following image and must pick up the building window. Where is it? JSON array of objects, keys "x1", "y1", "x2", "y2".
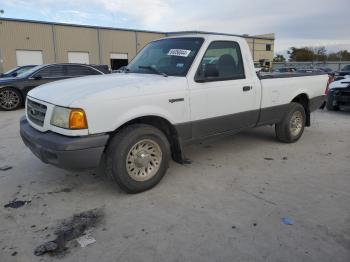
[{"x1": 266, "y1": 44, "x2": 272, "y2": 51}]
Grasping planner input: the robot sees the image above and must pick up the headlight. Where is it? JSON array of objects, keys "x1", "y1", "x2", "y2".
[{"x1": 50, "y1": 106, "x2": 88, "y2": 129}]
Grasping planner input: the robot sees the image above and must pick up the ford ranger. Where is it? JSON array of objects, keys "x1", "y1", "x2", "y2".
[{"x1": 20, "y1": 34, "x2": 327, "y2": 193}]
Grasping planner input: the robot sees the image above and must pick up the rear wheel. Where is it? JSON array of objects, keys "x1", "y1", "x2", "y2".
[
  {"x1": 275, "y1": 103, "x2": 306, "y2": 143},
  {"x1": 0, "y1": 87, "x2": 23, "y2": 111},
  {"x1": 105, "y1": 124, "x2": 170, "y2": 193}
]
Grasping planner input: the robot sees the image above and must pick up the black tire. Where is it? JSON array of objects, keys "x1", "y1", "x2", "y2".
[
  {"x1": 105, "y1": 124, "x2": 170, "y2": 194},
  {"x1": 275, "y1": 102, "x2": 306, "y2": 143},
  {"x1": 0, "y1": 87, "x2": 23, "y2": 111},
  {"x1": 326, "y1": 94, "x2": 339, "y2": 111}
]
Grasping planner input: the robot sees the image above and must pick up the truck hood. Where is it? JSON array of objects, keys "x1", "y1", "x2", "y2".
[{"x1": 28, "y1": 73, "x2": 187, "y2": 107}]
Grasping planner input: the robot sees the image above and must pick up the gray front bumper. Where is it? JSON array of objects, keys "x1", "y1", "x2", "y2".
[{"x1": 20, "y1": 117, "x2": 109, "y2": 170}]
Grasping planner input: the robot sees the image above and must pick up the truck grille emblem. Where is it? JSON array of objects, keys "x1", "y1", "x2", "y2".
[{"x1": 30, "y1": 108, "x2": 38, "y2": 115}]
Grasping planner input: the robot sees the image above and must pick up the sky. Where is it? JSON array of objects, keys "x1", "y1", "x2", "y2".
[{"x1": 1, "y1": 0, "x2": 350, "y2": 56}]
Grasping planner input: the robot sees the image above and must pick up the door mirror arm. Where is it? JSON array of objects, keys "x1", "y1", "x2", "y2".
[{"x1": 194, "y1": 65, "x2": 207, "y2": 83}]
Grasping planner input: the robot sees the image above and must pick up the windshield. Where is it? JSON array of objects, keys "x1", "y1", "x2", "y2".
[
  {"x1": 15, "y1": 66, "x2": 35, "y2": 75},
  {"x1": 341, "y1": 65, "x2": 350, "y2": 71},
  {"x1": 127, "y1": 37, "x2": 204, "y2": 76},
  {"x1": 16, "y1": 65, "x2": 43, "y2": 78}
]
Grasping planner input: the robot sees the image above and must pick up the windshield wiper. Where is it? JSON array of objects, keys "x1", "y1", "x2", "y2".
[{"x1": 138, "y1": 65, "x2": 168, "y2": 77}]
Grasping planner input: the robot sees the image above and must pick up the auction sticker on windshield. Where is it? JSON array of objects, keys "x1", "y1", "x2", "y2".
[{"x1": 168, "y1": 49, "x2": 191, "y2": 57}]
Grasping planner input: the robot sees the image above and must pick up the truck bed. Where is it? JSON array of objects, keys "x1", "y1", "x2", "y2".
[{"x1": 259, "y1": 73, "x2": 327, "y2": 108}]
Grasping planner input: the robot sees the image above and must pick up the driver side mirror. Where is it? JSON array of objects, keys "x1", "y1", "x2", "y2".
[
  {"x1": 11, "y1": 72, "x2": 18, "y2": 77},
  {"x1": 33, "y1": 75, "x2": 42, "y2": 80}
]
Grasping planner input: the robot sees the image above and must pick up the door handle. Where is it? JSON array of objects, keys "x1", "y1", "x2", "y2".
[
  {"x1": 243, "y1": 86, "x2": 252, "y2": 92},
  {"x1": 169, "y1": 98, "x2": 184, "y2": 103}
]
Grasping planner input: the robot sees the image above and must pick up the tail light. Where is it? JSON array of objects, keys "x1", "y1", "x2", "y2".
[{"x1": 325, "y1": 74, "x2": 335, "y2": 94}]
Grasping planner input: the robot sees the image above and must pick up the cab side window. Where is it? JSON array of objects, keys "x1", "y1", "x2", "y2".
[
  {"x1": 35, "y1": 65, "x2": 65, "y2": 78},
  {"x1": 196, "y1": 41, "x2": 245, "y2": 82},
  {"x1": 66, "y1": 65, "x2": 101, "y2": 77}
]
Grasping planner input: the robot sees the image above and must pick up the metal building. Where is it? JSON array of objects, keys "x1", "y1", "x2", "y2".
[{"x1": 0, "y1": 18, "x2": 274, "y2": 73}]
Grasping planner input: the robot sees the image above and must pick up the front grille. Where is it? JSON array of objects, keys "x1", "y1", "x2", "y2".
[
  {"x1": 27, "y1": 99, "x2": 47, "y2": 127},
  {"x1": 334, "y1": 88, "x2": 350, "y2": 97}
]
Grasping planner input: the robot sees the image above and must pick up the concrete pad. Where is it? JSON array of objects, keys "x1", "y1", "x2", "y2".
[{"x1": 0, "y1": 108, "x2": 349, "y2": 262}]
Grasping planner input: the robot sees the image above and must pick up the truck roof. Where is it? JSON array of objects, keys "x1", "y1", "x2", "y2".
[
  {"x1": 159, "y1": 33, "x2": 246, "y2": 43},
  {"x1": 167, "y1": 31, "x2": 275, "y2": 40}
]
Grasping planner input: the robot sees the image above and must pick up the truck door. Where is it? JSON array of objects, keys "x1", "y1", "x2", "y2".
[{"x1": 188, "y1": 41, "x2": 260, "y2": 139}]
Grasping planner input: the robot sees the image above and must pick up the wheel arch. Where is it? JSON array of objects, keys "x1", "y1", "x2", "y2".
[
  {"x1": 109, "y1": 115, "x2": 186, "y2": 164},
  {"x1": 291, "y1": 93, "x2": 310, "y2": 126}
]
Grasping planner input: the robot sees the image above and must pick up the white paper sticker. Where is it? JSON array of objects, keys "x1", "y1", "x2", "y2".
[{"x1": 167, "y1": 49, "x2": 191, "y2": 57}]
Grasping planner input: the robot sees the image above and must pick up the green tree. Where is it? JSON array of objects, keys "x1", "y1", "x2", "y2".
[
  {"x1": 313, "y1": 47, "x2": 327, "y2": 62},
  {"x1": 327, "y1": 50, "x2": 350, "y2": 61},
  {"x1": 287, "y1": 47, "x2": 315, "y2": 61},
  {"x1": 273, "y1": 54, "x2": 286, "y2": 62},
  {"x1": 287, "y1": 46, "x2": 350, "y2": 62}
]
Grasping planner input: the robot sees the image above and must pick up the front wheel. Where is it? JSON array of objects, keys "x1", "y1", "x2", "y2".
[
  {"x1": 0, "y1": 87, "x2": 23, "y2": 111},
  {"x1": 105, "y1": 124, "x2": 170, "y2": 193},
  {"x1": 275, "y1": 103, "x2": 306, "y2": 143}
]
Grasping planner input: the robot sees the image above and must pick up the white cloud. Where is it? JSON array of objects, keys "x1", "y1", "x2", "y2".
[
  {"x1": 3, "y1": 0, "x2": 350, "y2": 52},
  {"x1": 96, "y1": 0, "x2": 173, "y2": 26}
]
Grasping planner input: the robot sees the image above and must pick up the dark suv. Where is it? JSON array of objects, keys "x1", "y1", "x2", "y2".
[{"x1": 0, "y1": 63, "x2": 109, "y2": 110}]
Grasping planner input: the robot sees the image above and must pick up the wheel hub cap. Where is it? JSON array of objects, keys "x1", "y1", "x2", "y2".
[
  {"x1": 290, "y1": 111, "x2": 303, "y2": 136},
  {"x1": 134, "y1": 151, "x2": 151, "y2": 168},
  {"x1": 126, "y1": 139, "x2": 162, "y2": 182},
  {"x1": 0, "y1": 90, "x2": 20, "y2": 110}
]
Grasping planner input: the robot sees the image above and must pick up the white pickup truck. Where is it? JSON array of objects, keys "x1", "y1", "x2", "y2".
[{"x1": 20, "y1": 34, "x2": 327, "y2": 193}]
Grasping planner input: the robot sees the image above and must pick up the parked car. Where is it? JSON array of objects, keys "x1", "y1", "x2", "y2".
[
  {"x1": 297, "y1": 68, "x2": 322, "y2": 73},
  {"x1": 273, "y1": 67, "x2": 297, "y2": 73},
  {"x1": 0, "y1": 65, "x2": 36, "y2": 78},
  {"x1": 326, "y1": 75, "x2": 350, "y2": 111},
  {"x1": 318, "y1": 67, "x2": 333, "y2": 73},
  {"x1": 333, "y1": 64, "x2": 350, "y2": 80},
  {"x1": 0, "y1": 63, "x2": 108, "y2": 110},
  {"x1": 20, "y1": 34, "x2": 327, "y2": 193},
  {"x1": 340, "y1": 65, "x2": 350, "y2": 72}
]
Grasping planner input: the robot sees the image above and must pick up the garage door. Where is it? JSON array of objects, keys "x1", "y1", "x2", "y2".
[
  {"x1": 110, "y1": 53, "x2": 128, "y2": 70},
  {"x1": 68, "y1": 52, "x2": 89, "y2": 64},
  {"x1": 16, "y1": 50, "x2": 43, "y2": 66}
]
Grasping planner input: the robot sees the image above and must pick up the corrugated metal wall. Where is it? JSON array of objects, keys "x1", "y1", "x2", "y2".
[
  {"x1": 0, "y1": 20, "x2": 55, "y2": 71},
  {"x1": 136, "y1": 32, "x2": 166, "y2": 52},
  {"x1": 246, "y1": 37, "x2": 274, "y2": 63},
  {"x1": 99, "y1": 29, "x2": 137, "y2": 64},
  {"x1": 0, "y1": 19, "x2": 274, "y2": 72},
  {"x1": 54, "y1": 25, "x2": 100, "y2": 64},
  {"x1": 0, "y1": 19, "x2": 167, "y2": 72}
]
